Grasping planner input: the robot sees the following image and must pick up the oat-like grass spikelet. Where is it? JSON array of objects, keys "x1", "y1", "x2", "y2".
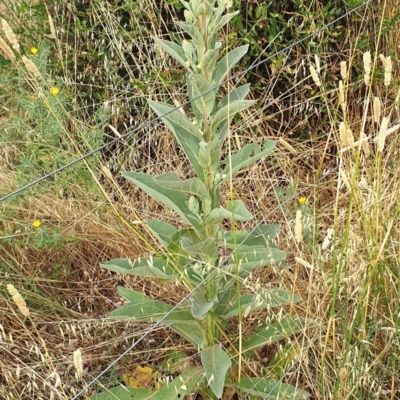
[
  {"x1": 340, "y1": 61, "x2": 347, "y2": 80},
  {"x1": 376, "y1": 116, "x2": 389, "y2": 152},
  {"x1": 310, "y1": 65, "x2": 321, "y2": 87},
  {"x1": 1, "y1": 19, "x2": 20, "y2": 52},
  {"x1": 315, "y1": 54, "x2": 321, "y2": 73},
  {"x1": 373, "y1": 97, "x2": 381, "y2": 123},
  {"x1": 322, "y1": 228, "x2": 334, "y2": 251},
  {"x1": 0, "y1": 36, "x2": 15, "y2": 60},
  {"x1": 363, "y1": 51, "x2": 371, "y2": 85},
  {"x1": 73, "y1": 348, "x2": 84, "y2": 380},
  {"x1": 339, "y1": 81, "x2": 346, "y2": 113},
  {"x1": 295, "y1": 257, "x2": 313, "y2": 270},
  {"x1": 279, "y1": 138, "x2": 297, "y2": 154},
  {"x1": 379, "y1": 54, "x2": 392, "y2": 86},
  {"x1": 22, "y1": 55, "x2": 41, "y2": 78},
  {"x1": 339, "y1": 122, "x2": 354, "y2": 148},
  {"x1": 295, "y1": 209, "x2": 303, "y2": 243},
  {"x1": 7, "y1": 284, "x2": 30, "y2": 317}
]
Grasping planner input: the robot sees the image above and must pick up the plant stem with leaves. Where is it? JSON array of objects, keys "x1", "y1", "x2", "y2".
[{"x1": 93, "y1": 1, "x2": 310, "y2": 399}]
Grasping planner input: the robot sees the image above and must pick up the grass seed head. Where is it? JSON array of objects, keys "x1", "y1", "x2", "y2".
[
  {"x1": 0, "y1": 36, "x2": 15, "y2": 60},
  {"x1": 7, "y1": 284, "x2": 30, "y2": 317},
  {"x1": 363, "y1": 51, "x2": 371, "y2": 85},
  {"x1": 376, "y1": 116, "x2": 389, "y2": 152},
  {"x1": 22, "y1": 56, "x2": 41, "y2": 78},
  {"x1": 1, "y1": 19, "x2": 20, "y2": 52},
  {"x1": 310, "y1": 65, "x2": 321, "y2": 87},
  {"x1": 295, "y1": 209, "x2": 303, "y2": 243},
  {"x1": 373, "y1": 97, "x2": 381, "y2": 123},
  {"x1": 340, "y1": 61, "x2": 347, "y2": 80},
  {"x1": 379, "y1": 54, "x2": 392, "y2": 86}
]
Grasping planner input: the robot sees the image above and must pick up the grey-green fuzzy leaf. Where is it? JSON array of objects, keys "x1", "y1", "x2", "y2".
[
  {"x1": 201, "y1": 344, "x2": 232, "y2": 398},
  {"x1": 237, "y1": 377, "x2": 310, "y2": 399},
  {"x1": 220, "y1": 141, "x2": 276, "y2": 184},
  {"x1": 154, "y1": 38, "x2": 188, "y2": 70},
  {"x1": 213, "y1": 45, "x2": 249, "y2": 85},
  {"x1": 110, "y1": 287, "x2": 204, "y2": 346},
  {"x1": 101, "y1": 257, "x2": 175, "y2": 280},
  {"x1": 122, "y1": 171, "x2": 202, "y2": 232},
  {"x1": 210, "y1": 99, "x2": 256, "y2": 133},
  {"x1": 146, "y1": 219, "x2": 179, "y2": 247},
  {"x1": 147, "y1": 100, "x2": 204, "y2": 178},
  {"x1": 222, "y1": 289, "x2": 301, "y2": 320},
  {"x1": 242, "y1": 317, "x2": 313, "y2": 353}
]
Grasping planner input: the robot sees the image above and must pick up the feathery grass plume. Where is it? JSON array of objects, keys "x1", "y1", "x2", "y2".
[
  {"x1": 22, "y1": 56, "x2": 41, "y2": 78},
  {"x1": 340, "y1": 61, "x2": 347, "y2": 80},
  {"x1": 363, "y1": 51, "x2": 371, "y2": 85},
  {"x1": 295, "y1": 257, "x2": 313, "y2": 270},
  {"x1": 295, "y1": 209, "x2": 303, "y2": 243},
  {"x1": 339, "y1": 80, "x2": 346, "y2": 113},
  {"x1": 376, "y1": 116, "x2": 389, "y2": 152},
  {"x1": 310, "y1": 65, "x2": 321, "y2": 87},
  {"x1": 339, "y1": 367, "x2": 348, "y2": 383},
  {"x1": 379, "y1": 54, "x2": 392, "y2": 86},
  {"x1": 73, "y1": 348, "x2": 84, "y2": 380},
  {"x1": 373, "y1": 97, "x2": 381, "y2": 123},
  {"x1": 339, "y1": 122, "x2": 354, "y2": 147},
  {"x1": 0, "y1": 36, "x2": 15, "y2": 60},
  {"x1": 339, "y1": 168, "x2": 351, "y2": 191},
  {"x1": 322, "y1": 228, "x2": 334, "y2": 251},
  {"x1": 360, "y1": 131, "x2": 371, "y2": 157},
  {"x1": 7, "y1": 284, "x2": 30, "y2": 317},
  {"x1": 1, "y1": 19, "x2": 20, "y2": 52},
  {"x1": 279, "y1": 138, "x2": 297, "y2": 154},
  {"x1": 315, "y1": 54, "x2": 321, "y2": 73}
]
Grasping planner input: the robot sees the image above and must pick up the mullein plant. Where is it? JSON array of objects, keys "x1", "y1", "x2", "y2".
[{"x1": 93, "y1": 0, "x2": 310, "y2": 399}]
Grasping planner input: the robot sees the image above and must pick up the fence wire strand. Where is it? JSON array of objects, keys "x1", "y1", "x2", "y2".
[{"x1": 0, "y1": 0, "x2": 371, "y2": 203}]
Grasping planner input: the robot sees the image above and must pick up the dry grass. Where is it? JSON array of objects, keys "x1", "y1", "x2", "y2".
[{"x1": 1, "y1": 0, "x2": 400, "y2": 399}]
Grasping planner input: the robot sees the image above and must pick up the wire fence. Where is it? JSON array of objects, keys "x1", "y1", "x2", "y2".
[
  {"x1": 0, "y1": 0, "x2": 371, "y2": 203},
  {"x1": 1, "y1": 0, "x2": 373, "y2": 398}
]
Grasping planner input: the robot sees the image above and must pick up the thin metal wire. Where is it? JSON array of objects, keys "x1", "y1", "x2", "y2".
[{"x1": 0, "y1": 0, "x2": 371, "y2": 203}]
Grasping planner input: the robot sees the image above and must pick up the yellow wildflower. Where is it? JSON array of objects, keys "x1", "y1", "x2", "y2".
[
  {"x1": 298, "y1": 196, "x2": 307, "y2": 206},
  {"x1": 30, "y1": 47, "x2": 38, "y2": 55},
  {"x1": 32, "y1": 219, "x2": 41, "y2": 228},
  {"x1": 51, "y1": 87, "x2": 59, "y2": 95}
]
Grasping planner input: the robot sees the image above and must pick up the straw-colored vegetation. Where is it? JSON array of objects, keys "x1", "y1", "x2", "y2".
[{"x1": 0, "y1": 0, "x2": 399, "y2": 399}]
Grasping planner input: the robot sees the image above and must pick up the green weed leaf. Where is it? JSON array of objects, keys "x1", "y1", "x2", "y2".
[
  {"x1": 242, "y1": 317, "x2": 313, "y2": 353},
  {"x1": 175, "y1": 21, "x2": 204, "y2": 48},
  {"x1": 190, "y1": 291, "x2": 218, "y2": 318},
  {"x1": 187, "y1": 73, "x2": 216, "y2": 119},
  {"x1": 237, "y1": 377, "x2": 310, "y2": 399},
  {"x1": 101, "y1": 257, "x2": 175, "y2": 280},
  {"x1": 210, "y1": 99, "x2": 256, "y2": 134},
  {"x1": 155, "y1": 173, "x2": 211, "y2": 212},
  {"x1": 207, "y1": 200, "x2": 253, "y2": 223},
  {"x1": 110, "y1": 287, "x2": 204, "y2": 346},
  {"x1": 213, "y1": 45, "x2": 249, "y2": 85},
  {"x1": 122, "y1": 171, "x2": 202, "y2": 232},
  {"x1": 201, "y1": 344, "x2": 232, "y2": 398},
  {"x1": 146, "y1": 219, "x2": 179, "y2": 247},
  {"x1": 221, "y1": 141, "x2": 275, "y2": 184},
  {"x1": 222, "y1": 289, "x2": 300, "y2": 320},
  {"x1": 147, "y1": 100, "x2": 204, "y2": 178},
  {"x1": 224, "y1": 244, "x2": 286, "y2": 274},
  {"x1": 154, "y1": 38, "x2": 189, "y2": 70}
]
